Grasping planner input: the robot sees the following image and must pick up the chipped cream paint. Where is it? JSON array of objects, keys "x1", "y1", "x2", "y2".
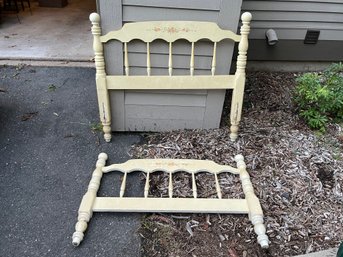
[
  {"x1": 72, "y1": 153, "x2": 269, "y2": 248},
  {"x1": 89, "y1": 12, "x2": 251, "y2": 142}
]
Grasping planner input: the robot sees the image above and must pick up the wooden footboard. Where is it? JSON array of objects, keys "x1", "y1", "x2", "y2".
[{"x1": 72, "y1": 153, "x2": 269, "y2": 249}]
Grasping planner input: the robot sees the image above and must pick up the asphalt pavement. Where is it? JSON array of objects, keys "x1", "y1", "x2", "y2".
[{"x1": 0, "y1": 65, "x2": 143, "y2": 257}]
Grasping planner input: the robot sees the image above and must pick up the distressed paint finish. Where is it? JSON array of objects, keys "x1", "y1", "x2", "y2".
[
  {"x1": 89, "y1": 13, "x2": 251, "y2": 142},
  {"x1": 90, "y1": 13, "x2": 112, "y2": 142},
  {"x1": 230, "y1": 12, "x2": 251, "y2": 141},
  {"x1": 72, "y1": 153, "x2": 269, "y2": 248}
]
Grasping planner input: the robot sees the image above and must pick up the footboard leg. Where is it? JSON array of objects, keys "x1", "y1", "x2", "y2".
[
  {"x1": 102, "y1": 123, "x2": 112, "y2": 143},
  {"x1": 72, "y1": 153, "x2": 108, "y2": 246},
  {"x1": 235, "y1": 155, "x2": 269, "y2": 248}
]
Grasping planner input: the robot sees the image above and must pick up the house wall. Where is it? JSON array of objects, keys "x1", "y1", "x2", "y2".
[
  {"x1": 242, "y1": 0, "x2": 343, "y2": 61},
  {"x1": 97, "y1": 0, "x2": 243, "y2": 131}
]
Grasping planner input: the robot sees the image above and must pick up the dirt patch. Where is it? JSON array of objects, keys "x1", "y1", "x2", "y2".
[{"x1": 132, "y1": 72, "x2": 343, "y2": 257}]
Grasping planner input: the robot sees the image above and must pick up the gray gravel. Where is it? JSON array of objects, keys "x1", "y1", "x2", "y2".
[{"x1": 0, "y1": 65, "x2": 142, "y2": 257}]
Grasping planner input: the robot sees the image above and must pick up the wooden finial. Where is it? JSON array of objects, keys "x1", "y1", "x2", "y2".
[
  {"x1": 89, "y1": 12, "x2": 100, "y2": 24},
  {"x1": 241, "y1": 12, "x2": 252, "y2": 23}
]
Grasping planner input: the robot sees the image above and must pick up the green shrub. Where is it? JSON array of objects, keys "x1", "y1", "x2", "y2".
[{"x1": 294, "y1": 63, "x2": 343, "y2": 131}]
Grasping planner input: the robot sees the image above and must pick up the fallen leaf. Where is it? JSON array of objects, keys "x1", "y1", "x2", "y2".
[{"x1": 21, "y1": 112, "x2": 38, "y2": 121}]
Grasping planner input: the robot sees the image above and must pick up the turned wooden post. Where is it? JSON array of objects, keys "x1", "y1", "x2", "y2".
[
  {"x1": 235, "y1": 154, "x2": 269, "y2": 248},
  {"x1": 230, "y1": 12, "x2": 251, "y2": 141},
  {"x1": 90, "y1": 13, "x2": 112, "y2": 142},
  {"x1": 72, "y1": 153, "x2": 108, "y2": 246}
]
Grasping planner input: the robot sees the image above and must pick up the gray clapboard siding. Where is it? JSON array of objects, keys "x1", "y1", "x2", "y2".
[
  {"x1": 97, "y1": 0, "x2": 242, "y2": 131},
  {"x1": 242, "y1": 0, "x2": 343, "y2": 40}
]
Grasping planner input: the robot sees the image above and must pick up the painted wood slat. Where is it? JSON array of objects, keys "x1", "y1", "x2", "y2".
[
  {"x1": 125, "y1": 106, "x2": 205, "y2": 120},
  {"x1": 190, "y1": 42, "x2": 195, "y2": 76},
  {"x1": 127, "y1": 67, "x2": 212, "y2": 76},
  {"x1": 242, "y1": 1, "x2": 343, "y2": 13},
  {"x1": 126, "y1": 52, "x2": 213, "y2": 71},
  {"x1": 122, "y1": 0, "x2": 221, "y2": 11},
  {"x1": 211, "y1": 42, "x2": 217, "y2": 76},
  {"x1": 106, "y1": 75, "x2": 235, "y2": 90},
  {"x1": 125, "y1": 93, "x2": 206, "y2": 107},
  {"x1": 146, "y1": 42, "x2": 151, "y2": 76},
  {"x1": 93, "y1": 197, "x2": 249, "y2": 213},
  {"x1": 100, "y1": 21, "x2": 241, "y2": 43},
  {"x1": 168, "y1": 42, "x2": 173, "y2": 76},
  {"x1": 122, "y1": 6, "x2": 218, "y2": 22},
  {"x1": 103, "y1": 159, "x2": 239, "y2": 174},
  {"x1": 126, "y1": 40, "x2": 213, "y2": 56}
]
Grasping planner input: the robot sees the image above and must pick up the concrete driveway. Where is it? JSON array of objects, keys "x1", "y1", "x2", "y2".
[{"x1": 0, "y1": 65, "x2": 142, "y2": 256}]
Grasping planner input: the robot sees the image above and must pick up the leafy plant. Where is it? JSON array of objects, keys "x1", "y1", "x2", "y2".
[
  {"x1": 294, "y1": 63, "x2": 343, "y2": 131},
  {"x1": 90, "y1": 122, "x2": 103, "y2": 132}
]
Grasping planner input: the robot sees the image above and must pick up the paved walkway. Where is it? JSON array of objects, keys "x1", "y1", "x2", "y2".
[
  {"x1": 0, "y1": 0, "x2": 94, "y2": 61},
  {"x1": 0, "y1": 65, "x2": 142, "y2": 256}
]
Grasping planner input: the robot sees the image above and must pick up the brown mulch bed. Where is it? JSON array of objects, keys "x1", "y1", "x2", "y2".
[{"x1": 130, "y1": 72, "x2": 343, "y2": 257}]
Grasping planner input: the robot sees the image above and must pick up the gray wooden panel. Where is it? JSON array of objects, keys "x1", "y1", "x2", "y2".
[
  {"x1": 125, "y1": 92, "x2": 207, "y2": 107},
  {"x1": 128, "y1": 89, "x2": 208, "y2": 95},
  {"x1": 251, "y1": 11, "x2": 343, "y2": 23},
  {"x1": 203, "y1": 90, "x2": 226, "y2": 129},
  {"x1": 242, "y1": 1, "x2": 343, "y2": 13},
  {"x1": 251, "y1": 21, "x2": 343, "y2": 30},
  {"x1": 125, "y1": 105, "x2": 205, "y2": 120},
  {"x1": 247, "y1": 39, "x2": 343, "y2": 61},
  {"x1": 98, "y1": 0, "x2": 125, "y2": 131},
  {"x1": 122, "y1": 6, "x2": 219, "y2": 22},
  {"x1": 123, "y1": 0, "x2": 222, "y2": 11},
  {"x1": 126, "y1": 117, "x2": 204, "y2": 131},
  {"x1": 250, "y1": 28, "x2": 343, "y2": 41}
]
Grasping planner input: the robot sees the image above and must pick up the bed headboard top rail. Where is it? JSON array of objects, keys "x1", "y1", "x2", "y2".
[{"x1": 97, "y1": 20, "x2": 242, "y2": 43}]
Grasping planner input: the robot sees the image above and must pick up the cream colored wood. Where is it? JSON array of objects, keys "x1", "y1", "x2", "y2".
[
  {"x1": 89, "y1": 13, "x2": 112, "y2": 142},
  {"x1": 72, "y1": 153, "x2": 108, "y2": 246},
  {"x1": 73, "y1": 152, "x2": 269, "y2": 248},
  {"x1": 124, "y1": 42, "x2": 129, "y2": 76},
  {"x1": 169, "y1": 172, "x2": 173, "y2": 198},
  {"x1": 100, "y1": 21, "x2": 241, "y2": 43},
  {"x1": 89, "y1": 12, "x2": 251, "y2": 142},
  {"x1": 144, "y1": 172, "x2": 150, "y2": 198},
  {"x1": 230, "y1": 12, "x2": 252, "y2": 141},
  {"x1": 93, "y1": 197, "x2": 249, "y2": 213},
  {"x1": 146, "y1": 42, "x2": 151, "y2": 76},
  {"x1": 235, "y1": 154, "x2": 269, "y2": 248},
  {"x1": 106, "y1": 75, "x2": 235, "y2": 90},
  {"x1": 214, "y1": 172, "x2": 222, "y2": 199},
  {"x1": 102, "y1": 159, "x2": 239, "y2": 174},
  {"x1": 168, "y1": 42, "x2": 173, "y2": 76},
  {"x1": 120, "y1": 172, "x2": 127, "y2": 197},
  {"x1": 192, "y1": 172, "x2": 197, "y2": 198},
  {"x1": 211, "y1": 42, "x2": 217, "y2": 76},
  {"x1": 190, "y1": 42, "x2": 195, "y2": 76}
]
